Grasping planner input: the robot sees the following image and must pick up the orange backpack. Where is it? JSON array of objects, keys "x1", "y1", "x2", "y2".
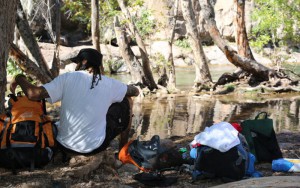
[{"x1": 0, "y1": 93, "x2": 56, "y2": 174}]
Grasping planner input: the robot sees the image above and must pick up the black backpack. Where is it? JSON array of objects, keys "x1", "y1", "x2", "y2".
[
  {"x1": 193, "y1": 134, "x2": 249, "y2": 182},
  {"x1": 119, "y1": 135, "x2": 185, "y2": 172}
]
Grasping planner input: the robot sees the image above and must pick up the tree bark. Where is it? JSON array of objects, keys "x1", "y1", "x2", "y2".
[
  {"x1": 235, "y1": 0, "x2": 254, "y2": 60},
  {"x1": 0, "y1": 0, "x2": 17, "y2": 113},
  {"x1": 166, "y1": 0, "x2": 179, "y2": 91},
  {"x1": 9, "y1": 44, "x2": 52, "y2": 84},
  {"x1": 117, "y1": 0, "x2": 157, "y2": 90},
  {"x1": 181, "y1": 0, "x2": 212, "y2": 88},
  {"x1": 199, "y1": 0, "x2": 272, "y2": 80},
  {"x1": 50, "y1": 0, "x2": 61, "y2": 78},
  {"x1": 214, "y1": 0, "x2": 254, "y2": 89},
  {"x1": 91, "y1": 0, "x2": 101, "y2": 52},
  {"x1": 16, "y1": 0, "x2": 53, "y2": 80},
  {"x1": 114, "y1": 17, "x2": 144, "y2": 83}
]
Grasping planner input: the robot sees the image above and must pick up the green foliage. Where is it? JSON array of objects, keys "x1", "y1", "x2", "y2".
[
  {"x1": 128, "y1": 0, "x2": 144, "y2": 7},
  {"x1": 99, "y1": 0, "x2": 150, "y2": 41},
  {"x1": 133, "y1": 9, "x2": 157, "y2": 38},
  {"x1": 99, "y1": 0, "x2": 121, "y2": 30},
  {"x1": 225, "y1": 84, "x2": 235, "y2": 91},
  {"x1": 102, "y1": 59, "x2": 124, "y2": 73},
  {"x1": 62, "y1": 0, "x2": 91, "y2": 31},
  {"x1": 250, "y1": 0, "x2": 300, "y2": 49},
  {"x1": 7, "y1": 58, "x2": 22, "y2": 76},
  {"x1": 151, "y1": 52, "x2": 167, "y2": 67},
  {"x1": 250, "y1": 35, "x2": 271, "y2": 49},
  {"x1": 174, "y1": 38, "x2": 191, "y2": 49}
]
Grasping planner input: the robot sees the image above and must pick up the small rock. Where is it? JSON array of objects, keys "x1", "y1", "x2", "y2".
[
  {"x1": 117, "y1": 163, "x2": 139, "y2": 174},
  {"x1": 115, "y1": 159, "x2": 123, "y2": 169}
]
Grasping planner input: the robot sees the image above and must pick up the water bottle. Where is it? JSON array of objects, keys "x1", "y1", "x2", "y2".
[
  {"x1": 272, "y1": 158, "x2": 300, "y2": 172},
  {"x1": 179, "y1": 147, "x2": 194, "y2": 164}
]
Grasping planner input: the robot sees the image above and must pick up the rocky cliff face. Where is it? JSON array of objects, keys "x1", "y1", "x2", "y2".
[
  {"x1": 21, "y1": 0, "x2": 253, "y2": 45},
  {"x1": 145, "y1": 0, "x2": 254, "y2": 42}
]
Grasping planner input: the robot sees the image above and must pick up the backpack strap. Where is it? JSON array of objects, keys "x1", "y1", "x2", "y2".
[
  {"x1": 192, "y1": 146, "x2": 206, "y2": 181},
  {"x1": 255, "y1": 112, "x2": 268, "y2": 120},
  {"x1": 5, "y1": 123, "x2": 14, "y2": 148},
  {"x1": 0, "y1": 117, "x2": 9, "y2": 148},
  {"x1": 42, "y1": 99, "x2": 47, "y2": 115},
  {"x1": 39, "y1": 116, "x2": 52, "y2": 148}
]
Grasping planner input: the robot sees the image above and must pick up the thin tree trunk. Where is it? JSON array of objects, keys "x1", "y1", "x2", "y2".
[
  {"x1": 16, "y1": 0, "x2": 53, "y2": 80},
  {"x1": 0, "y1": 0, "x2": 17, "y2": 113},
  {"x1": 117, "y1": 0, "x2": 157, "y2": 90},
  {"x1": 235, "y1": 0, "x2": 254, "y2": 60},
  {"x1": 50, "y1": 0, "x2": 61, "y2": 78},
  {"x1": 114, "y1": 16, "x2": 144, "y2": 83},
  {"x1": 91, "y1": 0, "x2": 101, "y2": 52},
  {"x1": 9, "y1": 44, "x2": 52, "y2": 84},
  {"x1": 199, "y1": 0, "x2": 271, "y2": 80},
  {"x1": 14, "y1": 26, "x2": 20, "y2": 47},
  {"x1": 181, "y1": 0, "x2": 212, "y2": 88},
  {"x1": 167, "y1": 0, "x2": 179, "y2": 91}
]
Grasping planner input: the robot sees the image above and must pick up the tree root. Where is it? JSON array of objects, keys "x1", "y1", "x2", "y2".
[
  {"x1": 63, "y1": 151, "x2": 115, "y2": 180},
  {"x1": 242, "y1": 85, "x2": 300, "y2": 93}
]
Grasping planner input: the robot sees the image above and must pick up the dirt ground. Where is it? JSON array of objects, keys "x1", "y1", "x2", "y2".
[{"x1": 0, "y1": 130, "x2": 299, "y2": 188}]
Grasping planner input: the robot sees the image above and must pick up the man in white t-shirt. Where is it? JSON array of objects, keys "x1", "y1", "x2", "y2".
[{"x1": 10, "y1": 48, "x2": 139, "y2": 155}]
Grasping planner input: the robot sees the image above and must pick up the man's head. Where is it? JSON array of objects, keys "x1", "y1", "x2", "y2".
[
  {"x1": 71, "y1": 48, "x2": 103, "y2": 71},
  {"x1": 70, "y1": 48, "x2": 103, "y2": 89}
]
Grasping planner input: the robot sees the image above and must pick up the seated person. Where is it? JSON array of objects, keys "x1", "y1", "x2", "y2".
[{"x1": 10, "y1": 48, "x2": 139, "y2": 156}]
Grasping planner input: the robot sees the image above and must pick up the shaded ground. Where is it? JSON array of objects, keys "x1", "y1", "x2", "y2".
[{"x1": 0, "y1": 130, "x2": 299, "y2": 188}]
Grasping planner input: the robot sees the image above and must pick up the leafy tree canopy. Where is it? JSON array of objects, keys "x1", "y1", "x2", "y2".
[{"x1": 250, "y1": 0, "x2": 300, "y2": 50}]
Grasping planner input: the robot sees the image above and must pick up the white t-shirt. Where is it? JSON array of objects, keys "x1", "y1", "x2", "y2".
[{"x1": 43, "y1": 71, "x2": 127, "y2": 153}]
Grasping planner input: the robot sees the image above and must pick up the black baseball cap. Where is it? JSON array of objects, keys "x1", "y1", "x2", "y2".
[{"x1": 70, "y1": 48, "x2": 103, "y2": 66}]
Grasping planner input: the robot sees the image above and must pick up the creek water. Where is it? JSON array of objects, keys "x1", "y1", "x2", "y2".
[
  {"x1": 131, "y1": 94, "x2": 300, "y2": 140},
  {"x1": 112, "y1": 65, "x2": 300, "y2": 140}
]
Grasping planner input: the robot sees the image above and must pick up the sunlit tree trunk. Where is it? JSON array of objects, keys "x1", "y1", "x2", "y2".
[
  {"x1": 166, "y1": 0, "x2": 179, "y2": 91},
  {"x1": 181, "y1": 0, "x2": 212, "y2": 89},
  {"x1": 91, "y1": 0, "x2": 101, "y2": 52},
  {"x1": 214, "y1": 0, "x2": 254, "y2": 89},
  {"x1": 16, "y1": 0, "x2": 53, "y2": 80},
  {"x1": 50, "y1": 0, "x2": 61, "y2": 78},
  {"x1": 114, "y1": 16, "x2": 144, "y2": 83},
  {"x1": 117, "y1": 0, "x2": 157, "y2": 90},
  {"x1": 235, "y1": 0, "x2": 254, "y2": 60},
  {"x1": 199, "y1": 0, "x2": 272, "y2": 81},
  {"x1": 0, "y1": 0, "x2": 17, "y2": 113}
]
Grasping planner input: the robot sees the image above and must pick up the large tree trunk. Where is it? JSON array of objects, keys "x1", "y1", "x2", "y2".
[
  {"x1": 114, "y1": 17, "x2": 144, "y2": 84},
  {"x1": 117, "y1": 0, "x2": 157, "y2": 90},
  {"x1": 16, "y1": 0, "x2": 53, "y2": 80},
  {"x1": 235, "y1": 0, "x2": 254, "y2": 60},
  {"x1": 181, "y1": 0, "x2": 212, "y2": 89},
  {"x1": 214, "y1": 0, "x2": 255, "y2": 89},
  {"x1": 199, "y1": 0, "x2": 272, "y2": 81},
  {"x1": 0, "y1": 0, "x2": 17, "y2": 113},
  {"x1": 50, "y1": 0, "x2": 61, "y2": 78},
  {"x1": 91, "y1": 0, "x2": 101, "y2": 52},
  {"x1": 166, "y1": 0, "x2": 179, "y2": 91}
]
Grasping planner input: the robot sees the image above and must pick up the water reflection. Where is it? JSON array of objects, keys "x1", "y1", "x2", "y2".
[{"x1": 132, "y1": 95, "x2": 300, "y2": 140}]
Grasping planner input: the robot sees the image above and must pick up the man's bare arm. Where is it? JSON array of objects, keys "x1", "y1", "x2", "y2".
[
  {"x1": 11, "y1": 75, "x2": 50, "y2": 101},
  {"x1": 126, "y1": 85, "x2": 140, "y2": 97}
]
